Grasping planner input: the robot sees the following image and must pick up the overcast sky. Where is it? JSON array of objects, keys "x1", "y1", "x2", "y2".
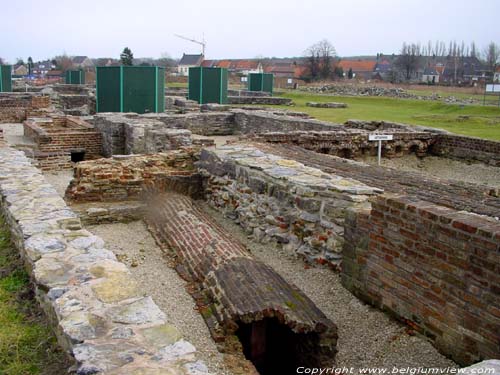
[{"x1": 1, "y1": 0, "x2": 499, "y2": 63}]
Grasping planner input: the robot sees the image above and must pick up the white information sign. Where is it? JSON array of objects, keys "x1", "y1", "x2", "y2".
[
  {"x1": 368, "y1": 134, "x2": 393, "y2": 165},
  {"x1": 485, "y1": 84, "x2": 500, "y2": 93},
  {"x1": 369, "y1": 134, "x2": 393, "y2": 141}
]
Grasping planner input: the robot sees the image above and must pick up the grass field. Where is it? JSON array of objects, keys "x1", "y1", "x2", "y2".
[
  {"x1": 0, "y1": 217, "x2": 69, "y2": 375},
  {"x1": 276, "y1": 91, "x2": 500, "y2": 140}
]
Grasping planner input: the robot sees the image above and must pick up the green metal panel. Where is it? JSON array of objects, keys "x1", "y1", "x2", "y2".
[
  {"x1": 96, "y1": 66, "x2": 121, "y2": 112},
  {"x1": 156, "y1": 67, "x2": 165, "y2": 112},
  {"x1": 122, "y1": 67, "x2": 156, "y2": 113},
  {"x1": 96, "y1": 66, "x2": 164, "y2": 114},
  {"x1": 188, "y1": 67, "x2": 202, "y2": 103},
  {"x1": 248, "y1": 73, "x2": 273, "y2": 94},
  {"x1": 188, "y1": 67, "x2": 227, "y2": 104},
  {"x1": 0, "y1": 65, "x2": 12, "y2": 92},
  {"x1": 66, "y1": 70, "x2": 85, "y2": 84}
]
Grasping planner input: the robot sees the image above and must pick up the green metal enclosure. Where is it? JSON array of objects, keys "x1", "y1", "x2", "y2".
[
  {"x1": 188, "y1": 67, "x2": 228, "y2": 104},
  {"x1": 65, "y1": 70, "x2": 85, "y2": 84},
  {"x1": 248, "y1": 73, "x2": 273, "y2": 94},
  {"x1": 96, "y1": 66, "x2": 165, "y2": 113},
  {"x1": 0, "y1": 65, "x2": 12, "y2": 92}
]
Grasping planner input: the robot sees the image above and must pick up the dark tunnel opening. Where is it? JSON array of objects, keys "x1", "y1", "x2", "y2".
[{"x1": 236, "y1": 318, "x2": 320, "y2": 375}]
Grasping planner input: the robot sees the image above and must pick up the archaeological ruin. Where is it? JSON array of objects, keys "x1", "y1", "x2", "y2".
[{"x1": 0, "y1": 87, "x2": 498, "y2": 374}]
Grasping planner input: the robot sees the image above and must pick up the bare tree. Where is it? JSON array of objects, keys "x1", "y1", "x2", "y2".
[
  {"x1": 395, "y1": 42, "x2": 421, "y2": 80},
  {"x1": 483, "y1": 42, "x2": 500, "y2": 72},
  {"x1": 54, "y1": 54, "x2": 74, "y2": 71},
  {"x1": 305, "y1": 39, "x2": 337, "y2": 80}
]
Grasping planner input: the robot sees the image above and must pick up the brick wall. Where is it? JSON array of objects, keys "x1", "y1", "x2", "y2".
[
  {"x1": 65, "y1": 149, "x2": 200, "y2": 202},
  {"x1": 0, "y1": 93, "x2": 51, "y2": 123},
  {"x1": 432, "y1": 134, "x2": 500, "y2": 166},
  {"x1": 342, "y1": 194, "x2": 500, "y2": 365}
]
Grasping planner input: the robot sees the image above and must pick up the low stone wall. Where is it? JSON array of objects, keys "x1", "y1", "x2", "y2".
[
  {"x1": 232, "y1": 110, "x2": 344, "y2": 134},
  {"x1": 145, "y1": 192, "x2": 338, "y2": 372},
  {"x1": 0, "y1": 146, "x2": 207, "y2": 375},
  {"x1": 65, "y1": 149, "x2": 201, "y2": 202},
  {"x1": 432, "y1": 134, "x2": 500, "y2": 166},
  {"x1": 0, "y1": 93, "x2": 51, "y2": 123},
  {"x1": 342, "y1": 194, "x2": 500, "y2": 365},
  {"x1": 199, "y1": 145, "x2": 381, "y2": 267},
  {"x1": 227, "y1": 89, "x2": 269, "y2": 97},
  {"x1": 227, "y1": 96, "x2": 292, "y2": 105},
  {"x1": 306, "y1": 102, "x2": 347, "y2": 108}
]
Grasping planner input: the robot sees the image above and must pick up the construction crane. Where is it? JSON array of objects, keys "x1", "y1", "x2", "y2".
[{"x1": 174, "y1": 34, "x2": 206, "y2": 56}]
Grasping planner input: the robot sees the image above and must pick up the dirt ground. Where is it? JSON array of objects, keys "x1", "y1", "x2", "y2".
[{"x1": 361, "y1": 154, "x2": 500, "y2": 187}]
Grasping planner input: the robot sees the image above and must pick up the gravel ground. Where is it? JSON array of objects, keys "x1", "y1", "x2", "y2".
[
  {"x1": 199, "y1": 202, "x2": 458, "y2": 372},
  {"x1": 88, "y1": 221, "x2": 234, "y2": 375},
  {"x1": 361, "y1": 155, "x2": 500, "y2": 187},
  {"x1": 44, "y1": 169, "x2": 74, "y2": 196}
]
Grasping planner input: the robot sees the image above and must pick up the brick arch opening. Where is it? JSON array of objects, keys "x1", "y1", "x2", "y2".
[
  {"x1": 337, "y1": 148, "x2": 353, "y2": 159},
  {"x1": 235, "y1": 317, "x2": 322, "y2": 375}
]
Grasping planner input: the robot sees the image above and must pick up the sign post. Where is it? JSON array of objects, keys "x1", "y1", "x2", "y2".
[{"x1": 368, "y1": 134, "x2": 393, "y2": 166}]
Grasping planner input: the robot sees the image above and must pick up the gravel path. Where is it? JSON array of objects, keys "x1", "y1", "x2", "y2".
[
  {"x1": 199, "y1": 202, "x2": 458, "y2": 372},
  {"x1": 361, "y1": 155, "x2": 500, "y2": 187},
  {"x1": 88, "y1": 221, "x2": 233, "y2": 375}
]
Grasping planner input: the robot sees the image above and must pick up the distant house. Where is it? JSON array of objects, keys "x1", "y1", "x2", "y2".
[
  {"x1": 178, "y1": 54, "x2": 204, "y2": 76},
  {"x1": 373, "y1": 59, "x2": 393, "y2": 80},
  {"x1": 494, "y1": 66, "x2": 500, "y2": 83},
  {"x1": 72, "y1": 56, "x2": 94, "y2": 69},
  {"x1": 32, "y1": 60, "x2": 56, "y2": 77},
  {"x1": 94, "y1": 58, "x2": 116, "y2": 67},
  {"x1": 12, "y1": 64, "x2": 28, "y2": 76},
  {"x1": 422, "y1": 67, "x2": 439, "y2": 83},
  {"x1": 440, "y1": 56, "x2": 489, "y2": 85},
  {"x1": 337, "y1": 60, "x2": 377, "y2": 80},
  {"x1": 264, "y1": 63, "x2": 296, "y2": 78}
]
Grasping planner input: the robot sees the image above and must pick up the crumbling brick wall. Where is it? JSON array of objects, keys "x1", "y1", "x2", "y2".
[
  {"x1": 65, "y1": 149, "x2": 201, "y2": 202},
  {"x1": 342, "y1": 194, "x2": 500, "y2": 365},
  {"x1": 0, "y1": 93, "x2": 51, "y2": 123},
  {"x1": 253, "y1": 130, "x2": 436, "y2": 158}
]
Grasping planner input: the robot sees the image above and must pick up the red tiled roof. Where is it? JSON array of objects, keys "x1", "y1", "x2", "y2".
[
  {"x1": 337, "y1": 60, "x2": 376, "y2": 72},
  {"x1": 216, "y1": 60, "x2": 231, "y2": 68}
]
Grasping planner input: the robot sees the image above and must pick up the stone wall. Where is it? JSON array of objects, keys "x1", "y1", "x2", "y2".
[
  {"x1": 94, "y1": 114, "x2": 194, "y2": 157},
  {"x1": 0, "y1": 93, "x2": 51, "y2": 123},
  {"x1": 199, "y1": 145, "x2": 381, "y2": 267},
  {"x1": 232, "y1": 110, "x2": 344, "y2": 134},
  {"x1": 341, "y1": 194, "x2": 500, "y2": 365},
  {"x1": 432, "y1": 134, "x2": 500, "y2": 166},
  {"x1": 145, "y1": 192, "x2": 338, "y2": 372},
  {"x1": 65, "y1": 149, "x2": 201, "y2": 202},
  {"x1": 0, "y1": 146, "x2": 207, "y2": 375}
]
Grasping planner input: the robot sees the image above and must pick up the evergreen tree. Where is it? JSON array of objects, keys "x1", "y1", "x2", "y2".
[{"x1": 120, "y1": 47, "x2": 134, "y2": 66}]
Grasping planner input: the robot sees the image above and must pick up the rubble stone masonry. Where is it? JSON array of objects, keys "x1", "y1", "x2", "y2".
[{"x1": 0, "y1": 146, "x2": 208, "y2": 375}]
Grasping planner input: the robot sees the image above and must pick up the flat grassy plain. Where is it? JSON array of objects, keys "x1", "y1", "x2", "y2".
[
  {"x1": 0, "y1": 217, "x2": 69, "y2": 375},
  {"x1": 276, "y1": 91, "x2": 500, "y2": 140}
]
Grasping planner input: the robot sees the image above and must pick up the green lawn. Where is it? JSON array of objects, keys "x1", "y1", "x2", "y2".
[
  {"x1": 0, "y1": 217, "x2": 69, "y2": 375},
  {"x1": 276, "y1": 91, "x2": 500, "y2": 140}
]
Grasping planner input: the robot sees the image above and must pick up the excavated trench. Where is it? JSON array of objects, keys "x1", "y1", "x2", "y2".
[{"x1": 144, "y1": 192, "x2": 338, "y2": 374}]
